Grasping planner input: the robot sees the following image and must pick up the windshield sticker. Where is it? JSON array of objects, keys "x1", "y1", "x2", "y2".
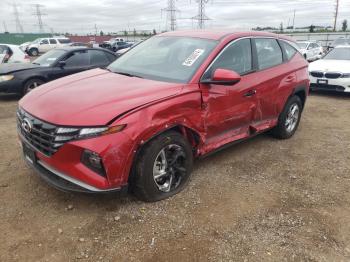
[
  {"x1": 182, "y1": 49, "x2": 205, "y2": 67},
  {"x1": 46, "y1": 58, "x2": 57, "y2": 61}
]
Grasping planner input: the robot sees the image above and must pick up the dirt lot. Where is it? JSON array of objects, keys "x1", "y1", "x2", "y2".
[{"x1": 0, "y1": 92, "x2": 350, "y2": 262}]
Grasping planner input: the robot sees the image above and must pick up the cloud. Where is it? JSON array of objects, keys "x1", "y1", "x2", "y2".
[{"x1": 2, "y1": 0, "x2": 350, "y2": 34}]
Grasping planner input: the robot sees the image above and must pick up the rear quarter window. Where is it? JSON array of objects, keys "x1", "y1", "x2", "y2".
[
  {"x1": 280, "y1": 41, "x2": 298, "y2": 60},
  {"x1": 255, "y1": 38, "x2": 283, "y2": 70}
]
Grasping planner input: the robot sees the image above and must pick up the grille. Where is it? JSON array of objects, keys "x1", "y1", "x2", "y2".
[
  {"x1": 310, "y1": 71, "x2": 324, "y2": 78},
  {"x1": 310, "y1": 83, "x2": 345, "y2": 91},
  {"x1": 324, "y1": 72, "x2": 342, "y2": 79},
  {"x1": 17, "y1": 109, "x2": 79, "y2": 156}
]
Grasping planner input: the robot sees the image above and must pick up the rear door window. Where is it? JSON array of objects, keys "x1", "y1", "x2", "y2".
[
  {"x1": 64, "y1": 50, "x2": 89, "y2": 67},
  {"x1": 254, "y1": 38, "x2": 283, "y2": 70},
  {"x1": 49, "y1": 39, "x2": 57, "y2": 44},
  {"x1": 88, "y1": 50, "x2": 111, "y2": 65}
]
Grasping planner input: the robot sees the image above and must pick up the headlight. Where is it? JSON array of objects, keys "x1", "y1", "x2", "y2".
[
  {"x1": 0, "y1": 75, "x2": 14, "y2": 82},
  {"x1": 56, "y1": 124, "x2": 126, "y2": 140},
  {"x1": 341, "y1": 73, "x2": 350, "y2": 78}
]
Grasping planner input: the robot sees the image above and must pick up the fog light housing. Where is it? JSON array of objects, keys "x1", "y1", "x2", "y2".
[{"x1": 81, "y1": 150, "x2": 106, "y2": 177}]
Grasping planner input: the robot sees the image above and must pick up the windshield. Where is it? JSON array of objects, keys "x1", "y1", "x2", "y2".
[
  {"x1": 107, "y1": 36, "x2": 218, "y2": 83},
  {"x1": 32, "y1": 49, "x2": 66, "y2": 66},
  {"x1": 31, "y1": 38, "x2": 41, "y2": 44},
  {"x1": 324, "y1": 48, "x2": 350, "y2": 60},
  {"x1": 297, "y1": 42, "x2": 308, "y2": 49}
]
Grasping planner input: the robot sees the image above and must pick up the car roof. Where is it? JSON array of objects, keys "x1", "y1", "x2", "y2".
[
  {"x1": 55, "y1": 46, "x2": 116, "y2": 54},
  {"x1": 159, "y1": 30, "x2": 294, "y2": 42}
]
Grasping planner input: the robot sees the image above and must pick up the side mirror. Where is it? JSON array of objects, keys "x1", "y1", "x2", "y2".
[
  {"x1": 202, "y1": 69, "x2": 241, "y2": 86},
  {"x1": 58, "y1": 61, "x2": 66, "y2": 68}
]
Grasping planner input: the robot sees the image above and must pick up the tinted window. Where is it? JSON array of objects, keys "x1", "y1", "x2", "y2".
[
  {"x1": 88, "y1": 50, "x2": 111, "y2": 64},
  {"x1": 49, "y1": 39, "x2": 57, "y2": 44},
  {"x1": 280, "y1": 41, "x2": 297, "y2": 60},
  {"x1": 64, "y1": 51, "x2": 89, "y2": 67},
  {"x1": 204, "y1": 39, "x2": 252, "y2": 79},
  {"x1": 255, "y1": 38, "x2": 283, "y2": 70},
  {"x1": 0, "y1": 45, "x2": 10, "y2": 54},
  {"x1": 105, "y1": 52, "x2": 117, "y2": 62},
  {"x1": 41, "y1": 39, "x2": 49, "y2": 45},
  {"x1": 57, "y1": 39, "x2": 71, "y2": 44}
]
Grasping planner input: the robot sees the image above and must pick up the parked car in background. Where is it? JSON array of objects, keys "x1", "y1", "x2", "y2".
[
  {"x1": 0, "y1": 44, "x2": 30, "y2": 64},
  {"x1": 99, "y1": 41, "x2": 112, "y2": 50},
  {"x1": 17, "y1": 31, "x2": 309, "y2": 202},
  {"x1": 309, "y1": 45, "x2": 350, "y2": 93},
  {"x1": 109, "y1": 38, "x2": 124, "y2": 43},
  {"x1": 297, "y1": 41, "x2": 324, "y2": 61},
  {"x1": 328, "y1": 37, "x2": 350, "y2": 51},
  {"x1": 19, "y1": 42, "x2": 32, "y2": 52},
  {"x1": 68, "y1": 42, "x2": 89, "y2": 47},
  {"x1": 0, "y1": 47, "x2": 116, "y2": 95},
  {"x1": 111, "y1": 41, "x2": 133, "y2": 52},
  {"x1": 26, "y1": 37, "x2": 72, "y2": 56}
]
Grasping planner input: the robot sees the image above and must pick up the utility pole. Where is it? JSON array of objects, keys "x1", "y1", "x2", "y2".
[
  {"x1": 3, "y1": 21, "x2": 8, "y2": 33},
  {"x1": 94, "y1": 24, "x2": 98, "y2": 36},
  {"x1": 13, "y1": 3, "x2": 24, "y2": 33},
  {"x1": 192, "y1": 0, "x2": 210, "y2": 29},
  {"x1": 333, "y1": 0, "x2": 339, "y2": 31},
  {"x1": 292, "y1": 9, "x2": 296, "y2": 31},
  {"x1": 32, "y1": 4, "x2": 46, "y2": 33},
  {"x1": 162, "y1": 0, "x2": 179, "y2": 31}
]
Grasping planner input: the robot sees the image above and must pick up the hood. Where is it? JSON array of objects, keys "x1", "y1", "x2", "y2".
[
  {"x1": 309, "y1": 59, "x2": 350, "y2": 73},
  {"x1": 0, "y1": 63, "x2": 40, "y2": 74},
  {"x1": 19, "y1": 68, "x2": 184, "y2": 126}
]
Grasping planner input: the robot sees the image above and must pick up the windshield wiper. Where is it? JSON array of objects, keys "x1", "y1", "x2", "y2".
[
  {"x1": 114, "y1": 71, "x2": 143, "y2": 78},
  {"x1": 32, "y1": 62, "x2": 40, "y2": 65}
]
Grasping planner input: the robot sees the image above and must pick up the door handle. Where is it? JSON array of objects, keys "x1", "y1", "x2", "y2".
[{"x1": 243, "y1": 89, "x2": 256, "y2": 97}]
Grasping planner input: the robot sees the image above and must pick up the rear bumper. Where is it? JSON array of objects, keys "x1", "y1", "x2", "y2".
[{"x1": 24, "y1": 154, "x2": 128, "y2": 194}]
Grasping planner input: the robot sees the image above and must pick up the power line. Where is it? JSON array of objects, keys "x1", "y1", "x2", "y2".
[
  {"x1": 162, "y1": 0, "x2": 179, "y2": 31},
  {"x1": 333, "y1": 0, "x2": 339, "y2": 31},
  {"x1": 192, "y1": 0, "x2": 210, "y2": 29},
  {"x1": 13, "y1": 3, "x2": 24, "y2": 33},
  {"x1": 32, "y1": 4, "x2": 46, "y2": 33}
]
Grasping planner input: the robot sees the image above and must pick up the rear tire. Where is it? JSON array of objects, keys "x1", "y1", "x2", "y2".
[
  {"x1": 131, "y1": 131, "x2": 193, "y2": 202},
  {"x1": 271, "y1": 96, "x2": 302, "y2": 139},
  {"x1": 23, "y1": 78, "x2": 45, "y2": 96}
]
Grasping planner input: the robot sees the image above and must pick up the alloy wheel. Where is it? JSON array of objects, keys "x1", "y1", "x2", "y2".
[
  {"x1": 153, "y1": 144, "x2": 187, "y2": 193},
  {"x1": 285, "y1": 103, "x2": 300, "y2": 133}
]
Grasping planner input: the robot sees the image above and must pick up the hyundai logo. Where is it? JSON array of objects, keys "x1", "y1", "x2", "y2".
[{"x1": 22, "y1": 118, "x2": 33, "y2": 133}]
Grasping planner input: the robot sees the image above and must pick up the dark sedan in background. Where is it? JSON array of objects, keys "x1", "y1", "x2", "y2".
[{"x1": 0, "y1": 47, "x2": 117, "y2": 96}]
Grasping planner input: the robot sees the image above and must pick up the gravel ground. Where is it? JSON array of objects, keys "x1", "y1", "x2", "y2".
[{"x1": 0, "y1": 91, "x2": 350, "y2": 262}]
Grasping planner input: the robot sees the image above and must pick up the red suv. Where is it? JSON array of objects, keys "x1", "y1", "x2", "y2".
[{"x1": 18, "y1": 31, "x2": 309, "y2": 202}]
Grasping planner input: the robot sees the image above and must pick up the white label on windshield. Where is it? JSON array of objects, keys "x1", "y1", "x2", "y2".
[
  {"x1": 46, "y1": 58, "x2": 57, "y2": 61},
  {"x1": 182, "y1": 49, "x2": 205, "y2": 67}
]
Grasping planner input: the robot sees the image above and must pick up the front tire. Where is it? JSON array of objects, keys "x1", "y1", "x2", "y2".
[
  {"x1": 131, "y1": 131, "x2": 193, "y2": 202},
  {"x1": 28, "y1": 48, "x2": 39, "y2": 56},
  {"x1": 23, "y1": 78, "x2": 45, "y2": 96},
  {"x1": 271, "y1": 96, "x2": 302, "y2": 139}
]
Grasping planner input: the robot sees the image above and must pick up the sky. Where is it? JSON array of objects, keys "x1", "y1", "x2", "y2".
[{"x1": 1, "y1": 0, "x2": 350, "y2": 34}]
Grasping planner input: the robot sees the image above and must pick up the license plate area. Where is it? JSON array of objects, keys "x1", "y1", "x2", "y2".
[
  {"x1": 23, "y1": 142, "x2": 36, "y2": 164},
  {"x1": 317, "y1": 79, "x2": 328, "y2": 85}
]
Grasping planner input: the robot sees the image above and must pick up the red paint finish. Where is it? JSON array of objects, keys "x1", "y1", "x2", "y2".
[{"x1": 19, "y1": 30, "x2": 309, "y2": 190}]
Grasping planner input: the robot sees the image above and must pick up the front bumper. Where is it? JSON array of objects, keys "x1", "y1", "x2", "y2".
[
  {"x1": 23, "y1": 147, "x2": 128, "y2": 194},
  {"x1": 309, "y1": 75, "x2": 350, "y2": 92},
  {"x1": 0, "y1": 79, "x2": 23, "y2": 94}
]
